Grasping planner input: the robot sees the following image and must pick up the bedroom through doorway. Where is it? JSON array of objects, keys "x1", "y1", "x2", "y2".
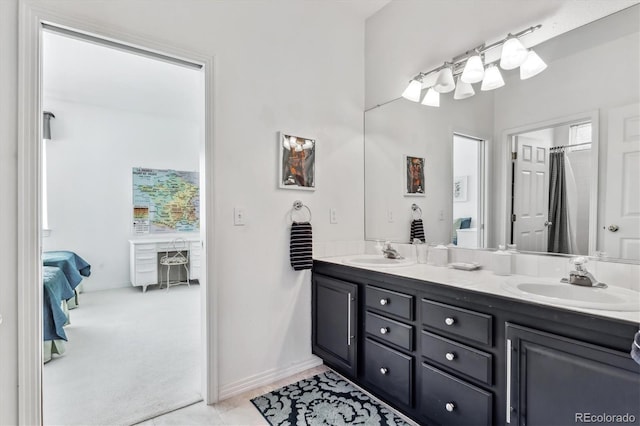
[{"x1": 41, "y1": 27, "x2": 206, "y2": 426}]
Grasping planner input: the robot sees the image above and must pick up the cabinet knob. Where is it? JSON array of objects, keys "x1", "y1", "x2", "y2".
[
  {"x1": 444, "y1": 317, "x2": 455, "y2": 326},
  {"x1": 379, "y1": 298, "x2": 389, "y2": 306},
  {"x1": 380, "y1": 367, "x2": 388, "y2": 375},
  {"x1": 445, "y1": 352, "x2": 456, "y2": 361},
  {"x1": 445, "y1": 402, "x2": 456, "y2": 412},
  {"x1": 380, "y1": 327, "x2": 389, "y2": 335}
]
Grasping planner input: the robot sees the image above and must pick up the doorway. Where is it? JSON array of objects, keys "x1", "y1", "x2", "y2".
[
  {"x1": 17, "y1": 11, "x2": 216, "y2": 425},
  {"x1": 452, "y1": 134, "x2": 486, "y2": 248}
]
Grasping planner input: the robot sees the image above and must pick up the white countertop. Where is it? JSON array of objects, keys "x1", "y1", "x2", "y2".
[{"x1": 316, "y1": 255, "x2": 640, "y2": 324}]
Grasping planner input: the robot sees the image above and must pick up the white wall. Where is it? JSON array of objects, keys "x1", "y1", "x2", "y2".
[
  {"x1": 42, "y1": 98, "x2": 200, "y2": 291},
  {"x1": 0, "y1": 1, "x2": 366, "y2": 423}
]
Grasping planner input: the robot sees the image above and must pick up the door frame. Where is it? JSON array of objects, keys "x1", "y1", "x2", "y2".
[
  {"x1": 499, "y1": 110, "x2": 599, "y2": 255},
  {"x1": 17, "y1": 4, "x2": 218, "y2": 424}
]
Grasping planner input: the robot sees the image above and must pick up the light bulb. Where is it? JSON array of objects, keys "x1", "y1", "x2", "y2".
[
  {"x1": 481, "y1": 64, "x2": 505, "y2": 91},
  {"x1": 500, "y1": 36, "x2": 528, "y2": 70},
  {"x1": 401, "y1": 79, "x2": 423, "y2": 102},
  {"x1": 461, "y1": 55, "x2": 484, "y2": 84},
  {"x1": 520, "y1": 50, "x2": 547, "y2": 80},
  {"x1": 453, "y1": 76, "x2": 475, "y2": 100},
  {"x1": 434, "y1": 65, "x2": 455, "y2": 93},
  {"x1": 421, "y1": 88, "x2": 440, "y2": 107}
]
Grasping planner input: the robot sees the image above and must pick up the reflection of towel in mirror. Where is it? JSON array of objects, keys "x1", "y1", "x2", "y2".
[
  {"x1": 632, "y1": 331, "x2": 640, "y2": 365},
  {"x1": 290, "y1": 222, "x2": 313, "y2": 271},
  {"x1": 410, "y1": 219, "x2": 425, "y2": 243}
]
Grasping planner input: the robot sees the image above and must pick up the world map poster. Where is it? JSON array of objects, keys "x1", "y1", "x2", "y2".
[{"x1": 132, "y1": 167, "x2": 200, "y2": 234}]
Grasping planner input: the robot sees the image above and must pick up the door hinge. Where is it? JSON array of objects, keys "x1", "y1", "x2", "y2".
[
  {"x1": 512, "y1": 214, "x2": 517, "y2": 222},
  {"x1": 512, "y1": 152, "x2": 517, "y2": 160}
]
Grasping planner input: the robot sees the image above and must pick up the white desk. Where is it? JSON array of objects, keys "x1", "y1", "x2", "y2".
[{"x1": 129, "y1": 236, "x2": 201, "y2": 292}]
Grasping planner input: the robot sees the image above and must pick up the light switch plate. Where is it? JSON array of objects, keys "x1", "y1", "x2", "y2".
[{"x1": 234, "y1": 207, "x2": 245, "y2": 226}]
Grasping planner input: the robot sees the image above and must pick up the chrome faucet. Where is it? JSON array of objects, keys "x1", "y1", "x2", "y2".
[
  {"x1": 562, "y1": 257, "x2": 607, "y2": 288},
  {"x1": 382, "y1": 241, "x2": 403, "y2": 259}
]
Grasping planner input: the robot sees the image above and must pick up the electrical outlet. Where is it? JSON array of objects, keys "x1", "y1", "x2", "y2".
[
  {"x1": 387, "y1": 210, "x2": 394, "y2": 223},
  {"x1": 439, "y1": 210, "x2": 444, "y2": 221},
  {"x1": 234, "y1": 207, "x2": 245, "y2": 226},
  {"x1": 330, "y1": 208, "x2": 338, "y2": 224}
]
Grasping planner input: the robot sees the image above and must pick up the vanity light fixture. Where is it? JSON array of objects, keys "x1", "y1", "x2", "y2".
[
  {"x1": 421, "y1": 87, "x2": 440, "y2": 107},
  {"x1": 499, "y1": 35, "x2": 529, "y2": 70},
  {"x1": 401, "y1": 78, "x2": 424, "y2": 102},
  {"x1": 481, "y1": 64, "x2": 505, "y2": 91},
  {"x1": 520, "y1": 49, "x2": 548, "y2": 80},
  {"x1": 460, "y1": 53, "x2": 484, "y2": 84},
  {"x1": 400, "y1": 24, "x2": 545, "y2": 107},
  {"x1": 453, "y1": 76, "x2": 475, "y2": 99}
]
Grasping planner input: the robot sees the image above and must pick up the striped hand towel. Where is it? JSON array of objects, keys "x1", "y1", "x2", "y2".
[
  {"x1": 410, "y1": 219, "x2": 425, "y2": 243},
  {"x1": 290, "y1": 221, "x2": 313, "y2": 271}
]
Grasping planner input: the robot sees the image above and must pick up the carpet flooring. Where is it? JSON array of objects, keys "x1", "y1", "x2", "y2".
[
  {"x1": 43, "y1": 284, "x2": 201, "y2": 426},
  {"x1": 251, "y1": 370, "x2": 412, "y2": 426}
]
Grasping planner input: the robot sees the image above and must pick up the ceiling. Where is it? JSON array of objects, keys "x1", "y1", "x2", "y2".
[{"x1": 43, "y1": 1, "x2": 638, "y2": 118}]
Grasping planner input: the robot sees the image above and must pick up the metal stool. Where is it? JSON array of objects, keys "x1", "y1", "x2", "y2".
[{"x1": 158, "y1": 238, "x2": 190, "y2": 291}]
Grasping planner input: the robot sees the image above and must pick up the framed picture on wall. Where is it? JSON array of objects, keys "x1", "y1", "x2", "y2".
[
  {"x1": 279, "y1": 132, "x2": 316, "y2": 190},
  {"x1": 404, "y1": 155, "x2": 425, "y2": 196},
  {"x1": 454, "y1": 175, "x2": 468, "y2": 202}
]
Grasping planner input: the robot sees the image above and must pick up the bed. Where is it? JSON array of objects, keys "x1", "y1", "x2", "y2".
[{"x1": 42, "y1": 251, "x2": 91, "y2": 363}]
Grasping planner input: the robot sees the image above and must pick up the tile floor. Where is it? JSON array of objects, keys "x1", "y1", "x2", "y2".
[{"x1": 135, "y1": 364, "x2": 418, "y2": 426}]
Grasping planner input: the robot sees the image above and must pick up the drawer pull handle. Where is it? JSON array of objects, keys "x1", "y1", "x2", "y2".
[
  {"x1": 379, "y1": 298, "x2": 389, "y2": 306},
  {"x1": 445, "y1": 402, "x2": 456, "y2": 412},
  {"x1": 444, "y1": 317, "x2": 455, "y2": 326},
  {"x1": 380, "y1": 327, "x2": 389, "y2": 335},
  {"x1": 380, "y1": 367, "x2": 388, "y2": 375},
  {"x1": 445, "y1": 352, "x2": 456, "y2": 361}
]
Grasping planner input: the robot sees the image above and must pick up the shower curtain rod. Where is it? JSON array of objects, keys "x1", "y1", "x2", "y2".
[{"x1": 550, "y1": 142, "x2": 592, "y2": 150}]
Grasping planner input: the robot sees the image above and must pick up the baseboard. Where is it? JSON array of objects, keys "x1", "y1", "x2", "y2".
[{"x1": 218, "y1": 356, "x2": 323, "y2": 400}]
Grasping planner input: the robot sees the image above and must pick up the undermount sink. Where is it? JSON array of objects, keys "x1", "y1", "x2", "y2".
[
  {"x1": 502, "y1": 278, "x2": 640, "y2": 312},
  {"x1": 343, "y1": 254, "x2": 415, "y2": 268}
]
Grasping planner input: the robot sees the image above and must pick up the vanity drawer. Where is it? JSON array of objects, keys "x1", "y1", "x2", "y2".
[
  {"x1": 366, "y1": 286, "x2": 414, "y2": 321},
  {"x1": 421, "y1": 330, "x2": 492, "y2": 385},
  {"x1": 365, "y1": 338, "x2": 414, "y2": 407},
  {"x1": 420, "y1": 362, "x2": 493, "y2": 426},
  {"x1": 366, "y1": 312, "x2": 414, "y2": 351},
  {"x1": 421, "y1": 299, "x2": 492, "y2": 346}
]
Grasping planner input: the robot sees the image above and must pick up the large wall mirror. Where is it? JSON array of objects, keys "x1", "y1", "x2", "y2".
[{"x1": 364, "y1": 5, "x2": 640, "y2": 262}]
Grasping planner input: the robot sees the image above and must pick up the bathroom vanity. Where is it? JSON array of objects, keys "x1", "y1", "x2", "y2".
[{"x1": 312, "y1": 259, "x2": 640, "y2": 426}]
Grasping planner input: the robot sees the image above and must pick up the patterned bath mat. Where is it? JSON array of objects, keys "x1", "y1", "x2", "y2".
[{"x1": 251, "y1": 370, "x2": 412, "y2": 425}]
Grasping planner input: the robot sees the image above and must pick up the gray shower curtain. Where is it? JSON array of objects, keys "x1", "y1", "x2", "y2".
[{"x1": 548, "y1": 150, "x2": 570, "y2": 253}]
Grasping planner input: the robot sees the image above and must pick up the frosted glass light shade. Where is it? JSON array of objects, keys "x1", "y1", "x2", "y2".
[
  {"x1": 453, "y1": 77, "x2": 475, "y2": 100},
  {"x1": 461, "y1": 55, "x2": 484, "y2": 83},
  {"x1": 434, "y1": 66, "x2": 455, "y2": 93},
  {"x1": 481, "y1": 64, "x2": 505, "y2": 91},
  {"x1": 421, "y1": 88, "x2": 440, "y2": 107},
  {"x1": 402, "y1": 79, "x2": 423, "y2": 102},
  {"x1": 500, "y1": 36, "x2": 528, "y2": 70},
  {"x1": 520, "y1": 50, "x2": 547, "y2": 80}
]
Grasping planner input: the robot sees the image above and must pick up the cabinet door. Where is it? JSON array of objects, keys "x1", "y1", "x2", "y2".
[
  {"x1": 312, "y1": 275, "x2": 358, "y2": 377},
  {"x1": 506, "y1": 323, "x2": 640, "y2": 426}
]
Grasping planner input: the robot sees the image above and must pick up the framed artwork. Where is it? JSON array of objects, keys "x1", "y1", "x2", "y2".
[
  {"x1": 279, "y1": 132, "x2": 316, "y2": 190},
  {"x1": 404, "y1": 155, "x2": 425, "y2": 196},
  {"x1": 454, "y1": 175, "x2": 468, "y2": 202}
]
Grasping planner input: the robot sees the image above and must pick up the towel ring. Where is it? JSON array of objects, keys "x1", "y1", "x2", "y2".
[
  {"x1": 290, "y1": 200, "x2": 312, "y2": 222},
  {"x1": 411, "y1": 203, "x2": 422, "y2": 220}
]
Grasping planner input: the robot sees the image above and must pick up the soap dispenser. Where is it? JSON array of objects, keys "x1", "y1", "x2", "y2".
[{"x1": 492, "y1": 245, "x2": 512, "y2": 276}]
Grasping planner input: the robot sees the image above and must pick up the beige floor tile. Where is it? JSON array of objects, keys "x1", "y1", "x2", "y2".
[
  {"x1": 218, "y1": 401, "x2": 267, "y2": 426},
  {"x1": 151, "y1": 402, "x2": 224, "y2": 425}
]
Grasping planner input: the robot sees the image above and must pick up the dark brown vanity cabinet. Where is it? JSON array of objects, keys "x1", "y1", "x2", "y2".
[
  {"x1": 311, "y1": 274, "x2": 358, "y2": 378},
  {"x1": 364, "y1": 286, "x2": 416, "y2": 409},
  {"x1": 419, "y1": 299, "x2": 494, "y2": 425},
  {"x1": 312, "y1": 261, "x2": 640, "y2": 426},
  {"x1": 506, "y1": 323, "x2": 640, "y2": 426}
]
